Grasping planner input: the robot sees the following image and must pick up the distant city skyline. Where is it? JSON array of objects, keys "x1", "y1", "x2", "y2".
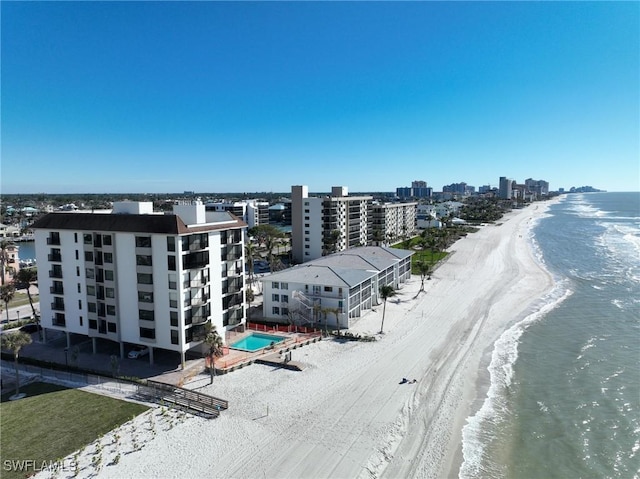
[{"x1": 2, "y1": 2, "x2": 638, "y2": 194}]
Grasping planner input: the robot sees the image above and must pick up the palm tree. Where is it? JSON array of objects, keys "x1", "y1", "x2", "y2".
[
  {"x1": 14, "y1": 267, "x2": 39, "y2": 326},
  {"x1": 378, "y1": 285, "x2": 396, "y2": 334},
  {"x1": 0, "y1": 240, "x2": 14, "y2": 286},
  {"x1": 245, "y1": 287, "x2": 254, "y2": 320},
  {"x1": 330, "y1": 307, "x2": 342, "y2": 335},
  {"x1": 203, "y1": 322, "x2": 224, "y2": 384},
  {"x1": 245, "y1": 242, "x2": 257, "y2": 288},
  {"x1": 416, "y1": 260, "x2": 432, "y2": 293},
  {"x1": 0, "y1": 283, "x2": 16, "y2": 323},
  {"x1": 250, "y1": 225, "x2": 285, "y2": 272},
  {"x1": 1, "y1": 331, "x2": 32, "y2": 398}
]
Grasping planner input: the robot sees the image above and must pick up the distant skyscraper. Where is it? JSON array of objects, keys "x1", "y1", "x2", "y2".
[{"x1": 499, "y1": 176, "x2": 514, "y2": 199}]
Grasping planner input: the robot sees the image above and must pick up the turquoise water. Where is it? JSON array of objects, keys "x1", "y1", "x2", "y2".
[
  {"x1": 230, "y1": 333, "x2": 286, "y2": 351},
  {"x1": 461, "y1": 192, "x2": 640, "y2": 479}
]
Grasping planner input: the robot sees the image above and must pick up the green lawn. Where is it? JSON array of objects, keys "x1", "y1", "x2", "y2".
[{"x1": 0, "y1": 382, "x2": 148, "y2": 479}]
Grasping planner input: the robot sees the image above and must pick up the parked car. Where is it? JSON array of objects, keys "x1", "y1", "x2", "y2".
[
  {"x1": 128, "y1": 346, "x2": 150, "y2": 359},
  {"x1": 20, "y1": 324, "x2": 42, "y2": 334}
]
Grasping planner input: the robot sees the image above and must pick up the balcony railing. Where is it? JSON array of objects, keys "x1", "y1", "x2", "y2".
[
  {"x1": 50, "y1": 286, "x2": 64, "y2": 295},
  {"x1": 49, "y1": 270, "x2": 63, "y2": 279},
  {"x1": 52, "y1": 316, "x2": 66, "y2": 327},
  {"x1": 47, "y1": 237, "x2": 61, "y2": 245},
  {"x1": 48, "y1": 253, "x2": 62, "y2": 262},
  {"x1": 51, "y1": 302, "x2": 65, "y2": 311}
]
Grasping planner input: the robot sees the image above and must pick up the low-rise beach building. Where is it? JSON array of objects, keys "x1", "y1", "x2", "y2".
[{"x1": 260, "y1": 246, "x2": 413, "y2": 329}]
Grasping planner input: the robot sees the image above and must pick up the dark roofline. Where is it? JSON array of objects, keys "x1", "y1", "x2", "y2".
[{"x1": 31, "y1": 212, "x2": 246, "y2": 235}]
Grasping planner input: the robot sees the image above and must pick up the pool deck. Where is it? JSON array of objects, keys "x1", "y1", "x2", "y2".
[{"x1": 152, "y1": 331, "x2": 321, "y2": 386}]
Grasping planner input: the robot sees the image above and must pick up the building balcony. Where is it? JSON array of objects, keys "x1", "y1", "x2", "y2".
[
  {"x1": 50, "y1": 302, "x2": 65, "y2": 311},
  {"x1": 49, "y1": 270, "x2": 63, "y2": 279},
  {"x1": 52, "y1": 315, "x2": 66, "y2": 327},
  {"x1": 47, "y1": 237, "x2": 61, "y2": 245},
  {"x1": 47, "y1": 253, "x2": 62, "y2": 262},
  {"x1": 50, "y1": 285, "x2": 64, "y2": 295}
]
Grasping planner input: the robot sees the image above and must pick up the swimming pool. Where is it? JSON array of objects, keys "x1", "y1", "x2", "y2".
[{"x1": 230, "y1": 333, "x2": 286, "y2": 352}]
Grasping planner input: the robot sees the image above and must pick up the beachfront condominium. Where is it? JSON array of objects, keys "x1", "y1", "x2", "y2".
[
  {"x1": 32, "y1": 201, "x2": 247, "y2": 367},
  {"x1": 370, "y1": 201, "x2": 418, "y2": 245},
  {"x1": 260, "y1": 246, "x2": 414, "y2": 329},
  {"x1": 204, "y1": 199, "x2": 269, "y2": 228},
  {"x1": 291, "y1": 186, "x2": 373, "y2": 264}
]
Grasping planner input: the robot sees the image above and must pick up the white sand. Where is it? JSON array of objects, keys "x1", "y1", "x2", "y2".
[{"x1": 37, "y1": 200, "x2": 558, "y2": 479}]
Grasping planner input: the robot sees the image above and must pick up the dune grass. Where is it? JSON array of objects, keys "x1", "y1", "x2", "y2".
[{"x1": 0, "y1": 382, "x2": 148, "y2": 479}]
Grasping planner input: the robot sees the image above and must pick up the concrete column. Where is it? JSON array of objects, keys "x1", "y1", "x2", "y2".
[
  {"x1": 119, "y1": 342, "x2": 125, "y2": 359},
  {"x1": 42, "y1": 328, "x2": 47, "y2": 343},
  {"x1": 180, "y1": 351, "x2": 186, "y2": 370},
  {"x1": 66, "y1": 332, "x2": 71, "y2": 349},
  {"x1": 92, "y1": 337, "x2": 97, "y2": 354},
  {"x1": 149, "y1": 348, "x2": 154, "y2": 366}
]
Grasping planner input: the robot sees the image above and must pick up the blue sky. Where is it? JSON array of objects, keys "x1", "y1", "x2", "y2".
[{"x1": 2, "y1": 2, "x2": 638, "y2": 194}]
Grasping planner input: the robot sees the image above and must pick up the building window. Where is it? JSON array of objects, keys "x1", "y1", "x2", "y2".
[
  {"x1": 168, "y1": 255, "x2": 176, "y2": 271},
  {"x1": 83, "y1": 234, "x2": 92, "y2": 244},
  {"x1": 282, "y1": 307, "x2": 289, "y2": 316},
  {"x1": 103, "y1": 235, "x2": 112, "y2": 246},
  {"x1": 281, "y1": 282, "x2": 288, "y2": 290},
  {"x1": 282, "y1": 295, "x2": 288, "y2": 303},
  {"x1": 139, "y1": 327, "x2": 155, "y2": 339},
  {"x1": 86, "y1": 268, "x2": 94, "y2": 279},
  {"x1": 170, "y1": 311, "x2": 178, "y2": 327},
  {"x1": 272, "y1": 294, "x2": 280, "y2": 302},
  {"x1": 77, "y1": 283, "x2": 81, "y2": 293},
  {"x1": 135, "y1": 236, "x2": 152, "y2": 248},
  {"x1": 168, "y1": 274, "x2": 177, "y2": 290},
  {"x1": 171, "y1": 330, "x2": 179, "y2": 345},
  {"x1": 104, "y1": 252, "x2": 113, "y2": 263},
  {"x1": 137, "y1": 273, "x2": 153, "y2": 284},
  {"x1": 138, "y1": 291, "x2": 153, "y2": 303},
  {"x1": 169, "y1": 292, "x2": 178, "y2": 308},
  {"x1": 76, "y1": 266, "x2": 80, "y2": 276},
  {"x1": 88, "y1": 303, "x2": 97, "y2": 313},
  {"x1": 272, "y1": 282, "x2": 279, "y2": 289},
  {"x1": 139, "y1": 309, "x2": 155, "y2": 321},
  {"x1": 136, "y1": 255, "x2": 153, "y2": 266},
  {"x1": 75, "y1": 250, "x2": 79, "y2": 260},
  {"x1": 84, "y1": 251, "x2": 94, "y2": 262},
  {"x1": 107, "y1": 305, "x2": 116, "y2": 316},
  {"x1": 105, "y1": 270, "x2": 114, "y2": 281},
  {"x1": 107, "y1": 322, "x2": 117, "y2": 333},
  {"x1": 106, "y1": 287, "x2": 115, "y2": 298},
  {"x1": 89, "y1": 319, "x2": 97, "y2": 330},
  {"x1": 324, "y1": 286, "x2": 333, "y2": 292},
  {"x1": 305, "y1": 224, "x2": 310, "y2": 228},
  {"x1": 87, "y1": 285, "x2": 95, "y2": 296},
  {"x1": 74, "y1": 233, "x2": 78, "y2": 243},
  {"x1": 272, "y1": 306, "x2": 280, "y2": 315},
  {"x1": 79, "y1": 316, "x2": 83, "y2": 326},
  {"x1": 167, "y1": 237, "x2": 176, "y2": 252}
]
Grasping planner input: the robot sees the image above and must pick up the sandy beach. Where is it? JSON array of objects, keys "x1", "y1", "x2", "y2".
[{"x1": 37, "y1": 199, "x2": 558, "y2": 479}]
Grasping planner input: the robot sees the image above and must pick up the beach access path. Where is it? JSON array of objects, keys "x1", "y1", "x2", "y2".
[{"x1": 67, "y1": 200, "x2": 558, "y2": 479}]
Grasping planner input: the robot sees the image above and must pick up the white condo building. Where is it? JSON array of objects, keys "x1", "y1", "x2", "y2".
[
  {"x1": 291, "y1": 185, "x2": 373, "y2": 264},
  {"x1": 204, "y1": 199, "x2": 269, "y2": 229},
  {"x1": 32, "y1": 201, "x2": 247, "y2": 367},
  {"x1": 260, "y1": 246, "x2": 414, "y2": 329},
  {"x1": 370, "y1": 201, "x2": 418, "y2": 244}
]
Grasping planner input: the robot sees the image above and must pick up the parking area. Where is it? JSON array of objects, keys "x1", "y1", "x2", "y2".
[{"x1": 15, "y1": 330, "x2": 186, "y2": 380}]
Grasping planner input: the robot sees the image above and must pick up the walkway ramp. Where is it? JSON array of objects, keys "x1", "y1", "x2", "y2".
[{"x1": 137, "y1": 380, "x2": 228, "y2": 419}]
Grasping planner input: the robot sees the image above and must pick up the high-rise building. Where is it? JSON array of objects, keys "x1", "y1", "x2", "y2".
[
  {"x1": 32, "y1": 201, "x2": 247, "y2": 367},
  {"x1": 291, "y1": 186, "x2": 373, "y2": 264},
  {"x1": 499, "y1": 176, "x2": 514, "y2": 199},
  {"x1": 370, "y1": 202, "x2": 418, "y2": 245}
]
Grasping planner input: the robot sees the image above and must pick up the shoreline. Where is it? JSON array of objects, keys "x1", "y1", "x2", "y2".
[{"x1": 34, "y1": 199, "x2": 561, "y2": 479}]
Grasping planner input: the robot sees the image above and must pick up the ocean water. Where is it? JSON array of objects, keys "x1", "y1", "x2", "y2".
[{"x1": 461, "y1": 192, "x2": 640, "y2": 479}]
